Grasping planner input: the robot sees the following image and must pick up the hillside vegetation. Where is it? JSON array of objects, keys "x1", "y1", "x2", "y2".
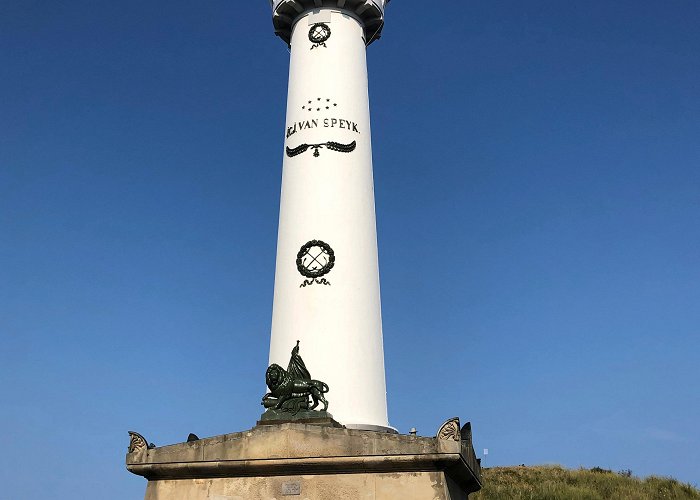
[{"x1": 471, "y1": 465, "x2": 700, "y2": 500}]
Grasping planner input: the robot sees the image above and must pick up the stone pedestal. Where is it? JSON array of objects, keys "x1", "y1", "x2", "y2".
[{"x1": 126, "y1": 417, "x2": 482, "y2": 500}]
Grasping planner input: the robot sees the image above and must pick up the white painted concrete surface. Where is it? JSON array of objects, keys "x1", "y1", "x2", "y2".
[{"x1": 268, "y1": 8, "x2": 390, "y2": 430}]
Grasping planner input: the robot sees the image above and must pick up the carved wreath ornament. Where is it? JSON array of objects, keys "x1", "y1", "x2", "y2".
[
  {"x1": 297, "y1": 240, "x2": 335, "y2": 287},
  {"x1": 309, "y1": 23, "x2": 331, "y2": 49}
]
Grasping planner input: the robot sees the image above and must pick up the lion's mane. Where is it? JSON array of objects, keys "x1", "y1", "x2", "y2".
[{"x1": 266, "y1": 364, "x2": 294, "y2": 398}]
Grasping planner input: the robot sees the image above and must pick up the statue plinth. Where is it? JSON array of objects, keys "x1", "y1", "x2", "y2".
[
  {"x1": 257, "y1": 408, "x2": 342, "y2": 428},
  {"x1": 126, "y1": 417, "x2": 482, "y2": 499}
]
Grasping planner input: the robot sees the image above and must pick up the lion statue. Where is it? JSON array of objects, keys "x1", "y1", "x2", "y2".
[
  {"x1": 262, "y1": 364, "x2": 329, "y2": 414},
  {"x1": 261, "y1": 341, "x2": 329, "y2": 415}
]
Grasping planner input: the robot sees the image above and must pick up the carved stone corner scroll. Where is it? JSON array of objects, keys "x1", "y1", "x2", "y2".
[
  {"x1": 128, "y1": 431, "x2": 155, "y2": 456},
  {"x1": 437, "y1": 417, "x2": 461, "y2": 452},
  {"x1": 438, "y1": 417, "x2": 461, "y2": 441}
]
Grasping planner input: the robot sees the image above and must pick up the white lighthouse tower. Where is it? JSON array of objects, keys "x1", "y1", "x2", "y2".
[
  {"x1": 268, "y1": 0, "x2": 392, "y2": 432},
  {"x1": 126, "y1": 5, "x2": 483, "y2": 495}
]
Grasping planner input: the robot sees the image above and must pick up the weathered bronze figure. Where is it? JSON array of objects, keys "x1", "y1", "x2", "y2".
[{"x1": 261, "y1": 341, "x2": 329, "y2": 416}]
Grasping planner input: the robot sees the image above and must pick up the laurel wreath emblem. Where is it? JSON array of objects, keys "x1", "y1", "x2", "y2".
[
  {"x1": 296, "y1": 240, "x2": 335, "y2": 286},
  {"x1": 309, "y1": 23, "x2": 331, "y2": 49}
]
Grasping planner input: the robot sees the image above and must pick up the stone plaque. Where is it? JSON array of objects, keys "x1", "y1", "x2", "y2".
[{"x1": 281, "y1": 481, "x2": 301, "y2": 496}]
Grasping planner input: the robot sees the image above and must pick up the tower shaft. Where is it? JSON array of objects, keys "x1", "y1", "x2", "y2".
[{"x1": 269, "y1": 6, "x2": 390, "y2": 431}]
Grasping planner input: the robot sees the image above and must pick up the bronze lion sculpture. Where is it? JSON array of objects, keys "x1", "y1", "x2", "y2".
[{"x1": 262, "y1": 363, "x2": 329, "y2": 414}]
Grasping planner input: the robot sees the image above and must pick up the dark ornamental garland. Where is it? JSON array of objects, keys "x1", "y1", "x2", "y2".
[
  {"x1": 300, "y1": 277, "x2": 331, "y2": 288},
  {"x1": 286, "y1": 140, "x2": 356, "y2": 158},
  {"x1": 309, "y1": 23, "x2": 331, "y2": 49},
  {"x1": 297, "y1": 240, "x2": 335, "y2": 287}
]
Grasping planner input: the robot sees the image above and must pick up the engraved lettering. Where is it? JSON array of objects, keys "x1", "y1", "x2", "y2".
[{"x1": 282, "y1": 482, "x2": 301, "y2": 496}]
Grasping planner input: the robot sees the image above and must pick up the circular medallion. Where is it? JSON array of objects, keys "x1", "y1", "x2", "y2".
[
  {"x1": 296, "y1": 240, "x2": 335, "y2": 279},
  {"x1": 308, "y1": 23, "x2": 331, "y2": 45}
]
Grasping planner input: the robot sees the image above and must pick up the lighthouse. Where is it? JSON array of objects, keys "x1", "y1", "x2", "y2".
[
  {"x1": 267, "y1": 0, "x2": 392, "y2": 432},
  {"x1": 126, "y1": 5, "x2": 483, "y2": 496}
]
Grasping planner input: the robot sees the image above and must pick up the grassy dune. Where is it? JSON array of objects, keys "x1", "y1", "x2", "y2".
[{"x1": 471, "y1": 465, "x2": 700, "y2": 500}]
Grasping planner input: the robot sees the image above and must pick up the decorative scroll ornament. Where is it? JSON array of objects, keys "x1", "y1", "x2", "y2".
[
  {"x1": 297, "y1": 240, "x2": 335, "y2": 287},
  {"x1": 286, "y1": 140, "x2": 356, "y2": 158},
  {"x1": 309, "y1": 23, "x2": 331, "y2": 49},
  {"x1": 261, "y1": 341, "x2": 330, "y2": 415},
  {"x1": 437, "y1": 417, "x2": 461, "y2": 442},
  {"x1": 128, "y1": 431, "x2": 155, "y2": 454}
]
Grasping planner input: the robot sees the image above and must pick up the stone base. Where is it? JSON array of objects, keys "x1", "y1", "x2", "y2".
[
  {"x1": 126, "y1": 417, "x2": 482, "y2": 500},
  {"x1": 138, "y1": 471, "x2": 471, "y2": 500}
]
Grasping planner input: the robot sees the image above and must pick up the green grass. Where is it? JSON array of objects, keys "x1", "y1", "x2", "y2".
[{"x1": 471, "y1": 465, "x2": 700, "y2": 500}]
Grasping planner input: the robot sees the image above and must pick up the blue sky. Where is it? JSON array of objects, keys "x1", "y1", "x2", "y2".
[{"x1": 1, "y1": 1, "x2": 698, "y2": 498}]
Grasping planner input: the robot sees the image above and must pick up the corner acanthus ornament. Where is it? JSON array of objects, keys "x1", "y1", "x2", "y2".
[
  {"x1": 437, "y1": 417, "x2": 461, "y2": 442},
  {"x1": 128, "y1": 431, "x2": 155, "y2": 454},
  {"x1": 261, "y1": 341, "x2": 330, "y2": 416}
]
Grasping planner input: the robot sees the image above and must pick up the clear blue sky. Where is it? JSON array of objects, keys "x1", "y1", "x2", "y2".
[{"x1": 1, "y1": 1, "x2": 698, "y2": 498}]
